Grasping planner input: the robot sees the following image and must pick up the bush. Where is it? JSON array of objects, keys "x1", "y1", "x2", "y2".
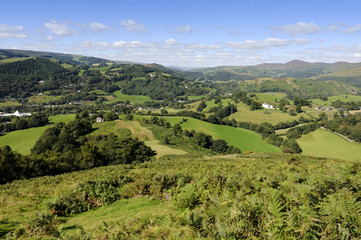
[{"x1": 175, "y1": 183, "x2": 201, "y2": 209}]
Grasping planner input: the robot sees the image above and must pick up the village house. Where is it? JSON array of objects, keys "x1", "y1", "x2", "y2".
[
  {"x1": 1, "y1": 110, "x2": 31, "y2": 117},
  {"x1": 262, "y1": 103, "x2": 274, "y2": 109},
  {"x1": 96, "y1": 117, "x2": 104, "y2": 123}
]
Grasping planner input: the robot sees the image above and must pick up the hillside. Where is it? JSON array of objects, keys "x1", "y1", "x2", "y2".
[
  {"x1": 0, "y1": 49, "x2": 115, "y2": 66},
  {"x1": 0, "y1": 56, "x2": 209, "y2": 101},
  {"x1": 189, "y1": 60, "x2": 361, "y2": 80},
  {"x1": 1, "y1": 153, "x2": 360, "y2": 239}
]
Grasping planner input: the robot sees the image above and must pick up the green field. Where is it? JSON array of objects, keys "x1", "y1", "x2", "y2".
[
  {"x1": 0, "y1": 101, "x2": 22, "y2": 106},
  {"x1": 250, "y1": 92, "x2": 288, "y2": 103},
  {"x1": 229, "y1": 103, "x2": 317, "y2": 124},
  {"x1": 28, "y1": 95, "x2": 62, "y2": 103},
  {"x1": 311, "y1": 94, "x2": 361, "y2": 106},
  {"x1": 111, "y1": 90, "x2": 151, "y2": 104},
  {"x1": 0, "y1": 57, "x2": 33, "y2": 64},
  {"x1": 164, "y1": 116, "x2": 280, "y2": 153},
  {"x1": 0, "y1": 115, "x2": 75, "y2": 154},
  {"x1": 91, "y1": 120, "x2": 186, "y2": 157},
  {"x1": 297, "y1": 129, "x2": 361, "y2": 161}
]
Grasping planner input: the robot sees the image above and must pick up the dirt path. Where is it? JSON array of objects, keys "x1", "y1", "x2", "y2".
[{"x1": 321, "y1": 127, "x2": 354, "y2": 142}]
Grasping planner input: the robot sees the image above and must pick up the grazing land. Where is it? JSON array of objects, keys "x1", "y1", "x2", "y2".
[
  {"x1": 228, "y1": 102, "x2": 317, "y2": 124},
  {"x1": 111, "y1": 90, "x2": 151, "y2": 103},
  {"x1": 0, "y1": 115, "x2": 75, "y2": 154},
  {"x1": 297, "y1": 128, "x2": 361, "y2": 161},
  {"x1": 164, "y1": 116, "x2": 281, "y2": 152},
  {"x1": 311, "y1": 94, "x2": 361, "y2": 106}
]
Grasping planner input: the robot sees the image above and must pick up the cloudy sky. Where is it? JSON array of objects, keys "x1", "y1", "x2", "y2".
[{"x1": 2, "y1": 0, "x2": 361, "y2": 67}]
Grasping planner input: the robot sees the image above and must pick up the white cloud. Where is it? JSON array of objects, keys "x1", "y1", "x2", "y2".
[
  {"x1": 173, "y1": 24, "x2": 194, "y2": 34},
  {"x1": 45, "y1": 35, "x2": 55, "y2": 41},
  {"x1": 292, "y1": 38, "x2": 310, "y2": 45},
  {"x1": 44, "y1": 20, "x2": 78, "y2": 36},
  {"x1": 22, "y1": 43, "x2": 57, "y2": 51},
  {"x1": 226, "y1": 38, "x2": 291, "y2": 50},
  {"x1": 275, "y1": 22, "x2": 321, "y2": 36},
  {"x1": 79, "y1": 40, "x2": 109, "y2": 49},
  {"x1": 328, "y1": 23, "x2": 343, "y2": 32},
  {"x1": 88, "y1": 22, "x2": 115, "y2": 33},
  {"x1": 120, "y1": 19, "x2": 146, "y2": 33},
  {"x1": 165, "y1": 38, "x2": 177, "y2": 45},
  {"x1": 342, "y1": 24, "x2": 361, "y2": 34},
  {"x1": 0, "y1": 24, "x2": 27, "y2": 39}
]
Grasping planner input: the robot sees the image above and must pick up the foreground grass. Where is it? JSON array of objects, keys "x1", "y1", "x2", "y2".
[
  {"x1": 1, "y1": 153, "x2": 360, "y2": 239},
  {"x1": 298, "y1": 128, "x2": 361, "y2": 161},
  {"x1": 164, "y1": 116, "x2": 280, "y2": 153}
]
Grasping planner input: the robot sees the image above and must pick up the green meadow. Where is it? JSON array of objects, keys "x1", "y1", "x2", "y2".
[
  {"x1": 0, "y1": 101, "x2": 21, "y2": 107},
  {"x1": 228, "y1": 103, "x2": 317, "y2": 124},
  {"x1": 250, "y1": 92, "x2": 288, "y2": 103},
  {"x1": 297, "y1": 128, "x2": 361, "y2": 161},
  {"x1": 91, "y1": 120, "x2": 186, "y2": 157},
  {"x1": 111, "y1": 90, "x2": 151, "y2": 104},
  {"x1": 164, "y1": 116, "x2": 280, "y2": 153},
  {"x1": 311, "y1": 94, "x2": 361, "y2": 106},
  {"x1": 0, "y1": 115, "x2": 75, "y2": 154}
]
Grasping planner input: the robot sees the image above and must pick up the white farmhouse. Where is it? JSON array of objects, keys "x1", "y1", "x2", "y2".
[
  {"x1": 262, "y1": 103, "x2": 274, "y2": 109},
  {"x1": 2, "y1": 110, "x2": 31, "y2": 117}
]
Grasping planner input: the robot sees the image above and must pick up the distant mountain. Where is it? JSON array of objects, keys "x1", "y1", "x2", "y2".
[
  {"x1": 189, "y1": 60, "x2": 361, "y2": 83},
  {"x1": 0, "y1": 49, "x2": 115, "y2": 66}
]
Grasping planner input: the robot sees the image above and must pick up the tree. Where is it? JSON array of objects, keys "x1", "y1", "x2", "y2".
[
  {"x1": 193, "y1": 132, "x2": 212, "y2": 149},
  {"x1": 196, "y1": 101, "x2": 207, "y2": 112},
  {"x1": 173, "y1": 123, "x2": 183, "y2": 136},
  {"x1": 250, "y1": 100, "x2": 261, "y2": 111},
  {"x1": 289, "y1": 109, "x2": 297, "y2": 116},
  {"x1": 104, "y1": 111, "x2": 118, "y2": 121},
  {"x1": 282, "y1": 139, "x2": 302, "y2": 153},
  {"x1": 0, "y1": 145, "x2": 22, "y2": 184},
  {"x1": 296, "y1": 104, "x2": 302, "y2": 113},
  {"x1": 211, "y1": 139, "x2": 229, "y2": 153},
  {"x1": 160, "y1": 109, "x2": 168, "y2": 115}
]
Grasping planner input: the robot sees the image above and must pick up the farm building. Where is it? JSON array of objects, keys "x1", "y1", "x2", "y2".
[
  {"x1": 262, "y1": 103, "x2": 274, "y2": 109},
  {"x1": 0, "y1": 110, "x2": 31, "y2": 117}
]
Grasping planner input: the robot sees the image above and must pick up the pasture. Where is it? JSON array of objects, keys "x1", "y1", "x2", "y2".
[
  {"x1": 164, "y1": 116, "x2": 281, "y2": 153},
  {"x1": 111, "y1": 90, "x2": 151, "y2": 103},
  {"x1": 297, "y1": 128, "x2": 361, "y2": 161},
  {"x1": 229, "y1": 103, "x2": 317, "y2": 125},
  {"x1": 250, "y1": 92, "x2": 288, "y2": 103},
  {"x1": 311, "y1": 94, "x2": 361, "y2": 106},
  {"x1": 91, "y1": 120, "x2": 186, "y2": 157},
  {"x1": 0, "y1": 115, "x2": 76, "y2": 154}
]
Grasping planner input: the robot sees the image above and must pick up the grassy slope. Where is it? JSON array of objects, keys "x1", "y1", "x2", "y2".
[
  {"x1": 188, "y1": 97, "x2": 317, "y2": 124},
  {"x1": 165, "y1": 116, "x2": 280, "y2": 153},
  {"x1": 1, "y1": 153, "x2": 356, "y2": 238},
  {"x1": 311, "y1": 94, "x2": 361, "y2": 106},
  {"x1": 0, "y1": 101, "x2": 22, "y2": 106},
  {"x1": 297, "y1": 128, "x2": 361, "y2": 161},
  {"x1": 229, "y1": 103, "x2": 318, "y2": 124},
  {"x1": 27, "y1": 95, "x2": 62, "y2": 103},
  {"x1": 250, "y1": 92, "x2": 288, "y2": 103},
  {"x1": 91, "y1": 120, "x2": 186, "y2": 157},
  {"x1": 111, "y1": 90, "x2": 151, "y2": 104},
  {"x1": 0, "y1": 115, "x2": 75, "y2": 154}
]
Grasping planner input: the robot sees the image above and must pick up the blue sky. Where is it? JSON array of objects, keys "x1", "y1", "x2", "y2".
[{"x1": 1, "y1": 0, "x2": 361, "y2": 67}]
